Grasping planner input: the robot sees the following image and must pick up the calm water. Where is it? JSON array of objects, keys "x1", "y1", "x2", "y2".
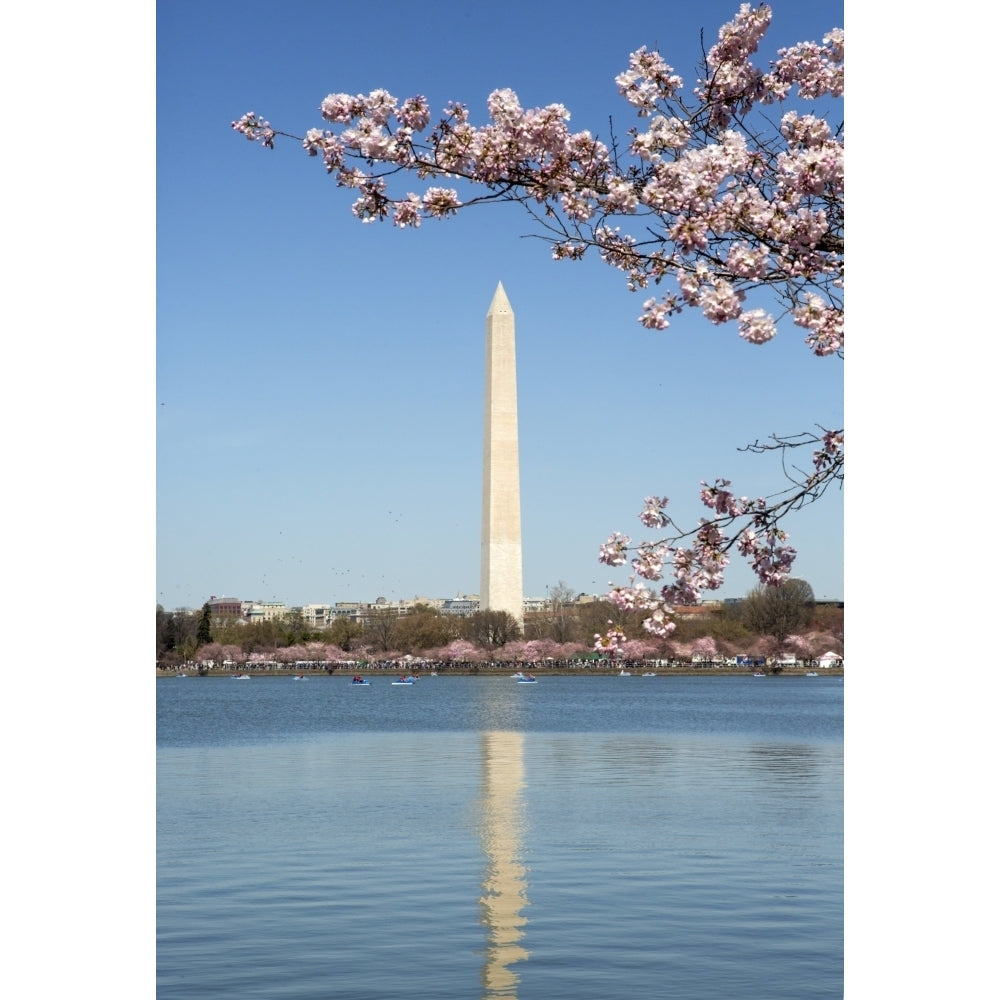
[{"x1": 157, "y1": 674, "x2": 843, "y2": 998}]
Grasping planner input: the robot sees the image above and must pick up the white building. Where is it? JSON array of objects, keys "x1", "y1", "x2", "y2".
[
  {"x1": 301, "y1": 604, "x2": 332, "y2": 629},
  {"x1": 245, "y1": 601, "x2": 289, "y2": 623}
]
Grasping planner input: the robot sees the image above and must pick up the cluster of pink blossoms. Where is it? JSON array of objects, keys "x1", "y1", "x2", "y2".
[
  {"x1": 597, "y1": 477, "x2": 802, "y2": 639},
  {"x1": 594, "y1": 624, "x2": 629, "y2": 655},
  {"x1": 231, "y1": 4, "x2": 842, "y2": 354},
  {"x1": 232, "y1": 3, "x2": 843, "y2": 649}
]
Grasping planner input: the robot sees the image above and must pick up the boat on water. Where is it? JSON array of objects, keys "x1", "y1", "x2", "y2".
[
  {"x1": 391, "y1": 677, "x2": 415, "y2": 686},
  {"x1": 293, "y1": 675, "x2": 307, "y2": 681},
  {"x1": 511, "y1": 671, "x2": 529, "y2": 680},
  {"x1": 351, "y1": 676, "x2": 371, "y2": 685},
  {"x1": 619, "y1": 670, "x2": 632, "y2": 677},
  {"x1": 516, "y1": 675, "x2": 537, "y2": 684},
  {"x1": 753, "y1": 671, "x2": 767, "y2": 678},
  {"x1": 176, "y1": 673, "x2": 188, "y2": 678},
  {"x1": 642, "y1": 672, "x2": 657, "y2": 677},
  {"x1": 231, "y1": 674, "x2": 251, "y2": 680},
  {"x1": 805, "y1": 671, "x2": 819, "y2": 677}
]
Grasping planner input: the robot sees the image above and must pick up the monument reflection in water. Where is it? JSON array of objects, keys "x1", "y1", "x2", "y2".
[{"x1": 478, "y1": 730, "x2": 530, "y2": 998}]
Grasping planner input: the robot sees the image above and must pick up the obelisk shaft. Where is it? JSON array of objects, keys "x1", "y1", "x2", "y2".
[{"x1": 481, "y1": 282, "x2": 524, "y2": 623}]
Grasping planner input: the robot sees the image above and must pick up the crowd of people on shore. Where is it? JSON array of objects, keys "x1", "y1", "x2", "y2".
[{"x1": 158, "y1": 655, "x2": 843, "y2": 675}]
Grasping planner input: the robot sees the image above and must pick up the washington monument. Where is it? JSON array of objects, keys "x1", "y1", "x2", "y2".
[{"x1": 480, "y1": 282, "x2": 524, "y2": 623}]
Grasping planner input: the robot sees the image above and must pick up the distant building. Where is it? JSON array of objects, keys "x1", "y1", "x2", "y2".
[
  {"x1": 672, "y1": 604, "x2": 719, "y2": 621},
  {"x1": 412, "y1": 596, "x2": 447, "y2": 611},
  {"x1": 301, "y1": 604, "x2": 332, "y2": 629},
  {"x1": 180, "y1": 590, "x2": 708, "y2": 621},
  {"x1": 441, "y1": 597, "x2": 480, "y2": 616},
  {"x1": 207, "y1": 596, "x2": 243, "y2": 618},
  {"x1": 245, "y1": 601, "x2": 289, "y2": 623}
]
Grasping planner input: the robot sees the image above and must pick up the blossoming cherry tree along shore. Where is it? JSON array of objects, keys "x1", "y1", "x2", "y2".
[{"x1": 231, "y1": 3, "x2": 843, "y2": 648}]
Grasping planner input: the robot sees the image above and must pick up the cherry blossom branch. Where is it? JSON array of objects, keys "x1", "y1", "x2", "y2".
[{"x1": 594, "y1": 427, "x2": 842, "y2": 647}]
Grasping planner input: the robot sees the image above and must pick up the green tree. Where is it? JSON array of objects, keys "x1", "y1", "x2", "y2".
[
  {"x1": 542, "y1": 581, "x2": 578, "y2": 643},
  {"x1": 571, "y1": 598, "x2": 652, "y2": 649},
  {"x1": 232, "y1": 619, "x2": 279, "y2": 652},
  {"x1": 178, "y1": 636, "x2": 198, "y2": 664},
  {"x1": 363, "y1": 607, "x2": 399, "y2": 653},
  {"x1": 280, "y1": 609, "x2": 313, "y2": 646},
  {"x1": 393, "y1": 604, "x2": 459, "y2": 653},
  {"x1": 164, "y1": 614, "x2": 176, "y2": 646},
  {"x1": 741, "y1": 578, "x2": 815, "y2": 643},
  {"x1": 156, "y1": 605, "x2": 173, "y2": 662},
  {"x1": 810, "y1": 602, "x2": 844, "y2": 641},
  {"x1": 211, "y1": 616, "x2": 249, "y2": 647},
  {"x1": 701, "y1": 614, "x2": 753, "y2": 645},
  {"x1": 328, "y1": 615, "x2": 364, "y2": 652},
  {"x1": 196, "y1": 603, "x2": 213, "y2": 646},
  {"x1": 462, "y1": 610, "x2": 521, "y2": 650}
]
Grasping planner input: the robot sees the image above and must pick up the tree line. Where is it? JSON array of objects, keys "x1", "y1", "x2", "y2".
[{"x1": 156, "y1": 579, "x2": 842, "y2": 668}]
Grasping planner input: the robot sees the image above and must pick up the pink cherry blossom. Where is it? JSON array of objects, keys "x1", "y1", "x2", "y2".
[
  {"x1": 599, "y1": 532, "x2": 632, "y2": 567},
  {"x1": 737, "y1": 309, "x2": 778, "y2": 344}
]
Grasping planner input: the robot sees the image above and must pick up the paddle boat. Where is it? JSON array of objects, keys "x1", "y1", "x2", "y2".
[
  {"x1": 805, "y1": 671, "x2": 819, "y2": 677},
  {"x1": 753, "y1": 671, "x2": 767, "y2": 678},
  {"x1": 231, "y1": 673, "x2": 251, "y2": 680},
  {"x1": 516, "y1": 674, "x2": 537, "y2": 684},
  {"x1": 351, "y1": 676, "x2": 371, "y2": 685},
  {"x1": 391, "y1": 676, "x2": 415, "y2": 686},
  {"x1": 293, "y1": 674, "x2": 307, "y2": 681},
  {"x1": 511, "y1": 671, "x2": 529, "y2": 681},
  {"x1": 618, "y1": 669, "x2": 632, "y2": 677},
  {"x1": 642, "y1": 672, "x2": 657, "y2": 677}
]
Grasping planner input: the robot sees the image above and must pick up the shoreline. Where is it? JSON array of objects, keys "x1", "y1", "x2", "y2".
[{"x1": 157, "y1": 666, "x2": 844, "y2": 678}]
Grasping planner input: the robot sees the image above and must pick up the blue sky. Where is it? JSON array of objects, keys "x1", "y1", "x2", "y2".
[{"x1": 156, "y1": 0, "x2": 844, "y2": 611}]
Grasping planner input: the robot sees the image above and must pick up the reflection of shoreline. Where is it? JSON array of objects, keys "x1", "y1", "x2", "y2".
[{"x1": 480, "y1": 731, "x2": 529, "y2": 998}]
